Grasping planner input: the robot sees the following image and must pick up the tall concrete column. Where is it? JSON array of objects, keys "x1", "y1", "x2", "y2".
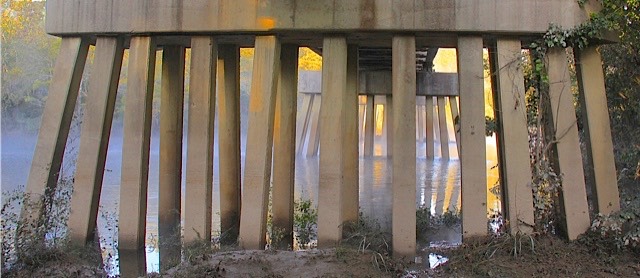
[
  {"x1": 272, "y1": 44, "x2": 299, "y2": 248},
  {"x1": 238, "y1": 36, "x2": 281, "y2": 249},
  {"x1": 184, "y1": 36, "x2": 217, "y2": 243},
  {"x1": 68, "y1": 37, "x2": 123, "y2": 245},
  {"x1": 417, "y1": 99, "x2": 425, "y2": 142},
  {"x1": 575, "y1": 47, "x2": 620, "y2": 214},
  {"x1": 437, "y1": 96, "x2": 450, "y2": 160},
  {"x1": 158, "y1": 45, "x2": 185, "y2": 267},
  {"x1": 22, "y1": 37, "x2": 89, "y2": 229},
  {"x1": 491, "y1": 39, "x2": 534, "y2": 234},
  {"x1": 318, "y1": 36, "x2": 348, "y2": 246},
  {"x1": 391, "y1": 35, "x2": 417, "y2": 259},
  {"x1": 547, "y1": 48, "x2": 590, "y2": 239},
  {"x1": 296, "y1": 94, "x2": 314, "y2": 155},
  {"x1": 386, "y1": 96, "x2": 394, "y2": 157},
  {"x1": 457, "y1": 36, "x2": 487, "y2": 238},
  {"x1": 342, "y1": 44, "x2": 360, "y2": 225},
  {"x1": 119, "y1": 36, "x2": 157, "y2": 251},
  {"x1": 306, "y1": 96, "x2": 322, "y2": 157},
  {"x1": 364, "y1": 96, "x2": 375, "y2": 156},
  {"x1": 425, "y1": 96, "x2": 435, "y2": 159},
  {"x1": 217, "y1": 44, "x2": 241, "y2": 244}
]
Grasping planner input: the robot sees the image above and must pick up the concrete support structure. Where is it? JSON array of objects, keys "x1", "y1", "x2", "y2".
[
  {"x1": 547, "y1": 48, "x2": 591, "y2": 240},
  {"x1": 318, "y1": 36, "x2": 348, "y2": 246},
  {"x1": 23, "y1": 38, "x2": 89, "y2": 229},
  {"x1": 391, "y1": 35, "x2": 417, "y2": 259},
  {"x1": 457, "y1": 36, "x2": 487, "y2": 237},
  {"x1": 575, "y1": 47, "x2": 620, "y2": 215},
  {"x1": 436, "y1": 96, "x2": 450, "y2": 160},
  {"x1": 491, "y1": 39, "x2": 535, "y2": 234},
  {"x1": 184, "y1": 36, "x2": 217, "y2": 243},
  {"x1": 364, "y1": 96, "x2": 375, "y2": 157},
  {"x1": 119, "y1": 36, "x2": 156, "y2": 251},
  {"x1": 34, "y1": 0, "x2": 619, "y2": 266},
  {"x1": 272, "y1": 44, "x2": 299, "y2": 248},
  {"x1": 342, "y1": 45, "x2": 360, "y2": 225},
  {"x1": 158, "y1": 45, "x2": 185, "y2": 266},
  {"x1": 425, "y1": 96, "x2": 435, "y2": 159},
  {"x1": 68, "y1": 37, "x2": 123, "y2": 244},
  {"x1": 239, "y1": 36, "x2": 281, "y2": 249},
  {"x1": 217, "y1": 44, "x2": 242, "y2": 244}
]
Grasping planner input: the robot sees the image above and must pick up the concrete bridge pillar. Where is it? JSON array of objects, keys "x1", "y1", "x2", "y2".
[
  {"x1": 575, "y1": 47, "x2": 620, "y2": 215},
  {"x1": 68, "y1": 37, "x2": 123, "y2": 245},
  {"x1": 546, "y1": 48, "x2": 590, "y2": 240},
  {"x1": 391, "y1": 35, "x2": 417, "y2": 259},
  {"x1": 457, "y1": 36, "x2": 488, "y2": 238},
  {"x1": 489, "y1": 39, "x2": 535, "y2": 234},
  {"x1": 239, "y1": 36, "x2": 281, "y2": 249},
  {"x1": 218, "y1": 44, "x2": 242, "y2": 244},
  {"x1": 184, "y1": 36, "x2": 217, "y2": 243},
  {"x1": 272, "y1": 44, "x2": 299, "y2": 248},
  {"x1": 318, "y1": 36, "x2": 348, "y2": 246},
  {"x1": 436, "y1": 96, "x2": 450, "y2": 160},
  {"x1": 158, "y1": 45, "x2": 186, "y2": 266},
  {"x1": 118, "y1": 36, "x2": 156, "y2": 252},
  {"x1": 425, "y1": 96, "x2": 435, "y2": 159},
  {"x1": 363, "y1": 95, "x2": 375, "y2": 157}
]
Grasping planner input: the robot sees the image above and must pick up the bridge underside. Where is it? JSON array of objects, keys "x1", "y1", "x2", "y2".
[{"x1": 22, "y1": 0, "x2": 621, "y2": 275}]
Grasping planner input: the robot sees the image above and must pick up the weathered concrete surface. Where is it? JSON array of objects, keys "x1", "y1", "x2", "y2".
[
  {"x1": 158, "y1": 45, "x2": 185, "y2": 267},
  {"x1": 457, "y1": 36, "x2": 487, "y2": 238},
  {"x1": 318, "y1": 36, "x2": 348, "y2": 246},
  {"x1": 217, "y1": 44, "x2": 242, "y2": 244},
  {"x1": 119, "y1": 36, "x2": 156, "y2": 250},
  {"x1": 576, "y1": 47, "x2": 620, "y2": 214},
  {"x1": 46, "y1": 0, "x2": 590, "y2": 37},
  {"x1": 22, "y1": 38, "x2": 88, "y2": 230},
  {"x1": 238, "y1": 36, "x2": 281, "y2": 249},
  {"x1": 391, "y1": 35, "x2": 417, "y2": 259},
  {"x1": 364, "y1": 96, "x2": 375, "y2": 156},
  {"x1": 272, "y1": 44, "x2": 298, "y2": 247},
  {"x1": 342, "y1": 45, "x2": 360, "y2": 225},
  {"x1": 68, "y1": 37, "x2": 123, "y2": 245},
  {"x1": 491, "y1": 39, "x2": 534, "y2": 234},
  {"x1": 547, "y1": 48, "x2": 590, "y2": 240},
  {"x1": 184, "y1": 36, "x2": 217, "y2": 243}
]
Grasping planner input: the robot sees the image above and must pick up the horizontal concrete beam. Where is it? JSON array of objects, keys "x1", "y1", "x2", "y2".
[
  {"x1": 46, "y1": 0, "x2": 589, "y2": 36},
  {"x1": 357, "y1": 71, "x2": 458, "y2": 96}
]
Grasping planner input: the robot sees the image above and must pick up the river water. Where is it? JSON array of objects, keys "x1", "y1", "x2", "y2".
[{"x1": 1, "y1": 129, "x2": 500, "y2": 274}]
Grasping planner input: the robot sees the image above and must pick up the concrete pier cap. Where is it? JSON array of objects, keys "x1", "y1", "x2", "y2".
[{"x1": 46, "y1": 0, "x2": 595, "y2": 47}]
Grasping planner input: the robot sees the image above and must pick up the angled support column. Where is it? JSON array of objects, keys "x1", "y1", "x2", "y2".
[
  {"x1": 218, "y1": 44, "x2": 241, "y2": 244},
  {"x1": 184, "y1": 36, "x2": 217, "y2": 243},
  {"x1": 364, "y1": 96, "x2": 375, "y2": 156},
  {"x1": 238, "y1": 36, "x2": 281, "y2": 249},
  {"x1": 296, "y1": 94, "x2": 313, "y2": 155},
  {"x1": 437, "y1": 96, "x2": 450, "y2": 160},
  {"x1": 342, "y1": 44, "x2": 360, "y2": 225},
  {"x1": 491, "y1": 39, "x2": 534, "y2": 234},
  {"x1": 119, "y1": 36, "x2": 157, "y2": 252},
  {"x1": 22, "y1": 37, "x2": 89, "y2": 229},
  {"x1": 272, "y1": 44, "x2": 299, "y2": 248},
  {"x1": 306, "y1": 96, "x2": 322, "y2": 157},
  {"x1": 318, "y1": 36, "x2": 348, "y2": 246},
  {"x1": 449, "y1": 97, "x2": 461, "y2": 156},
  {"x1": 575, "y1": 47, "x2": 620, "y2": 214},
  {"x1": 457, "y1": 36, "x2": 487, "y2": 238},
  {"x1": 68, "y1": 37, "x2": 123, "y2": 245},
  {"x1": 425, "y1": 96, "x2": 435, "y2": 159},
  {"x1": 392, "y1": 35, "x2": 417, "y2": 259},
  {"x1": 547, "y1": 48, "x2": 590, "y2": 239},
  {"x1": 158, "y1": 45, "x2": 185, "y2": 268}
]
